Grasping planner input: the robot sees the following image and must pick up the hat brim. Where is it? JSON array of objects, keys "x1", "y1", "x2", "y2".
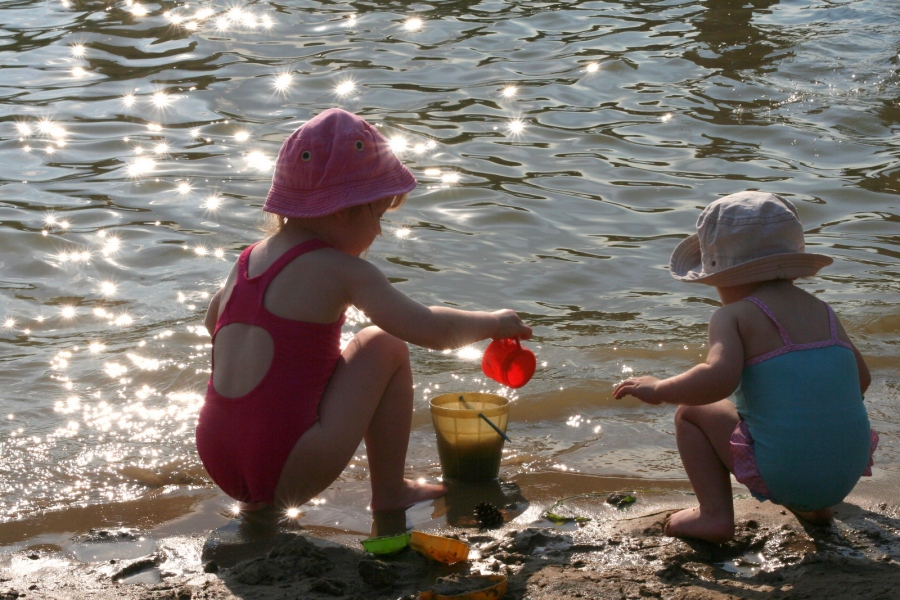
[
  {"x1": 263, "y1": 164, "x2": 417, "y2": 219},
  {"x1": 669, "y1": 234, "x2": 833, "y2": 287}
]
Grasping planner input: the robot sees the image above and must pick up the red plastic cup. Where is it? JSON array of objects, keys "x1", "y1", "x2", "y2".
[{"x1": 482, "y1": 338, "x2": 536, "y2": 389}]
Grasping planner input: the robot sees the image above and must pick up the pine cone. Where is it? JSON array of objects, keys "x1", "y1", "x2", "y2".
[{"x1": 474, "y1": 501, "x2": 504, "y2": 529}]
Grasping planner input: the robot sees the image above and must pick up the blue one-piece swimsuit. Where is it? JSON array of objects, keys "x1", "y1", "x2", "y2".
[{"x1": 731, "y1": 297, "x2": 876, "y2": 512}]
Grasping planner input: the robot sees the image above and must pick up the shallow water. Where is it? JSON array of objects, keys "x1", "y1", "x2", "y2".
[{"x1": 0, "y1": 0, "x2": 898, "y2": 546}]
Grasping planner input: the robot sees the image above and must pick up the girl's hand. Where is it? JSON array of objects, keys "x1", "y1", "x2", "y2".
[
  {"x1": 491, "y1": 309, "x2": 532, "y2": 341},
  {"x1": 614, "y1": 376, "x2": 663, "y2": 405}
]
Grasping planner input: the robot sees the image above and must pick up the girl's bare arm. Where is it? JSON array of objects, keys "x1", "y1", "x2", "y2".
[
  {"x1": 345, "y1": 256, "x2": 531, "y2": 349},
  {"x1": 614, "y1": 307, "x2": 744, "y2": 406}
]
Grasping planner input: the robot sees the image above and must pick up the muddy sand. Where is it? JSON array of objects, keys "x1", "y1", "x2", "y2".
[{"x1": 2, "y1": 489, "x2": 900, "y2": 600}]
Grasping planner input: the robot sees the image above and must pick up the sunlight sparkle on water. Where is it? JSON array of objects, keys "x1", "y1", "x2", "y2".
[
  {"x1": 71, "y1": 67, "x2": 88, "y2": 78},
  {"x1": 100, "y1": 281, "x2": 117, "y2": 297},
  {"x1": 177, "y1": 181, "x2": 192, "y2": 194},
  {"x1": 234, "y1": 130, "x2": 249, "y2": 142},
  {"x1": 393, "y1": 226, "x2": 411, "y2": 240},
  {"x1": 404, "y1": 17, "x2": 423, "y2": 31},
  {"x1": 273, "y1": 73, "x2": 293, "y2": 92},
  {"x1": 335, "y1": 80, "x2": 356, "y2": 97},
  {"x1": 121, "y1": 93, "x2": 136, "y2": 108},
  {"x1": 456, "y1": 346, "x2": 482, "y2": 361},
  {"x1": 70, "y1": 43, "x2": 86, "y2": 57},
  {"x1": 153, "y1": 143, "x2": 169, "y2": 156},
  {"x1": 285, "y1": 507, "x2": 301, "y2": 519},
  {"x1": 60, "y1": 306, "x2": 76, "y2": 319},
  {"x1": 586, "y1": 62, "x2": 599, "y2": 73},
  {"x1": 507, "y1": 119, "x2": 525, "y2": 135},
  {"x1": 151, "y1": 91, "x2": 171, "y2": 109},
  {"x1": 441, "y1": 172, "x2": 460, "y2": 184},
  {"x1": 15, "y1": 122, "x2": 32, "y2": 137},
  {"x1": 203, "y1": 196, "x2": 221, "y2": 210},
  {"x1": 127, "y1": 157, "x2": 156, "y2": 177},
  {"x1": 502, "y1": 85, "x2": 517, "y2": 98},
  {"x1": 102, "y1": 236, "x2": 121, "y2": 256},
  {"x1": 389, "y1": 136, "x2": 408, "y2": 155},
  {"x1": 4, "y1": 317, "x2": 15, "y2": 329},
  {"x1": 246, "y1": 151, "x2": 273, "y2": 171}
]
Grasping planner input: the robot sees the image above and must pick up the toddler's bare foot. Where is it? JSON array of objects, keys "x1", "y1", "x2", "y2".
[
  {"x1": 788, "y1": 506, "x2": 833, "y2": 526},
  {"x1": 370, "y1": 478, "x2": 447, "y2": 512},
  {"x1": 664, "y1": 507, "x2": 735, "y2": 544}
]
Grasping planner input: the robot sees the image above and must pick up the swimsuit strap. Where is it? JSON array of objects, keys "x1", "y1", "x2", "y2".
[
  {"x1": 825, "y1": 302, "x2": 839, "y2": 341},
  {"x1": 241, "y1": 238, "x2": 330, "y2": 285},
  {"x1": 220, "y1": 238, "x2": 331, "y2": 329},
  {"x1": 743, "y1": 297, "x2": 853, "y2": 367},
  {"x1": 744, "y1": 296, "x2": 792, "y2": 346}
]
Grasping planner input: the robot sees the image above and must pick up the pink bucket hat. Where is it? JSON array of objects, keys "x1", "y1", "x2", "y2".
[
  {"x1": 263, "y1": 108, "x2": 417, "y2": 218},
  {"x1": 669, "y1": 191, "x2": 833, "y2": 287}
]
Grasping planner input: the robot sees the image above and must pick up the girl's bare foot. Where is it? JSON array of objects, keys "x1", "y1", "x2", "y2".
[
  {"x1": 788, "y1": 506, "x2": 833, "y2": 525},
  {"x1": 664, "y1": 507, "x2": 735, "y2": 544},
  {"x1": 370, "y1": 478, "x2": 447, "y2": 512}
]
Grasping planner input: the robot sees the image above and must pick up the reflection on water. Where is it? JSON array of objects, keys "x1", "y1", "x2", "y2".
[{"x1": 1, "y1": 0, "x2": 898, "y2": 544}]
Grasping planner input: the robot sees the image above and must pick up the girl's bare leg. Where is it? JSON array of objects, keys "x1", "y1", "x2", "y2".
[
  {"x1": 273, "y1": 326, "x2": 446, "y2": 512},
  {"x1": 666, "y1": 400, "x2": 739, "y2": 543}
]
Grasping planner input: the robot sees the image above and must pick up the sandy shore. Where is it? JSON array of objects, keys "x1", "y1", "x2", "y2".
[{"x1": 2, "y1": 485, "x2": 899, "y2": 600}]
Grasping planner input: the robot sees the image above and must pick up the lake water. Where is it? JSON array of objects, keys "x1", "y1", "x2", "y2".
[{"x1": 1, "y1": 0, "x2": 898, "y2": 547}]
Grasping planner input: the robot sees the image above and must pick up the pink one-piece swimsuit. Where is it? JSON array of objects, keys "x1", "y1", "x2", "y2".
[{"x1": 196, "y1": 239, "x2": 344, "y2": 504}]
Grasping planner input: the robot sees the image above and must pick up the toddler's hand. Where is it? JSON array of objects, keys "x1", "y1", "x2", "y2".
[
  {"x1": 614, "y1": 376, "x2": 663, "y2": 405},
  {"x1": 491, "y1": 309, "x2": 532, "y2": 341}
]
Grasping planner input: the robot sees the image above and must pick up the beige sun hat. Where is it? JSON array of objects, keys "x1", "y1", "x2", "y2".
[{"x1": 669, "y1": 191, "x2": 833, "y2": 287}]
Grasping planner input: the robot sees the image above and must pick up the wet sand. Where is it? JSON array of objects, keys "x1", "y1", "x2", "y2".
[{"x1": 3, "y1": 479, "x2": 899, "y2": 600}]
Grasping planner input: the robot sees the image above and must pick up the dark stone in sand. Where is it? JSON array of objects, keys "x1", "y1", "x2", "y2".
[
  {"x1": 607, "y1": 492, "x2": 636, "y2": 507},
  {"x1": 111, "y1": 555, "x2": 161, "y2": 581},
  {"x1": 510, "y1": 528, "x2": 570, "y2": 554},
  {"x1": 357, "y1": 557, "x2": 398, "y2": 589},
  {"x1": 309, "y1": 577, "x2": 347, "y2": 596}
]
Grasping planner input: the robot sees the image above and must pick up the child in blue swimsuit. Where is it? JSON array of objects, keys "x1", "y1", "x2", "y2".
[{"x1": 614, "y1": 191, "x2": 877, "y2": 543}]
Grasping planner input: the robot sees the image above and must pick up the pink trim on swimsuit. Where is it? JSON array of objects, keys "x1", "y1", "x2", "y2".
[
  {"x1": 731, "y1": 421, "x2": 773, "y2": 499},
  {"x1": 732, "y1": 422, "x2": 879, "y2": 501},
  {"x1": 743, "y1": 296, "x2": 853, "y2": 368}
]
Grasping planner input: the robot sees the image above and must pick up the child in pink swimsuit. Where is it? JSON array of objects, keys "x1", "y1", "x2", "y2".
[
  {"x1": 196, "y1": 109, "x2": 531, "y2": 513},
  {"x1": 614, "y1": 191, "x2": 876, "y2": 543}
]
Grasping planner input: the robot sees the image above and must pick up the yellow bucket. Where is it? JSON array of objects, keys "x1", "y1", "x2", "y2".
[{"x1": 430, "y1": 393, "x2": 509, "y2": 482}]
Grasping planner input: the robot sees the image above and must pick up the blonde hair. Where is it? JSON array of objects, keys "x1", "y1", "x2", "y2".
[{"x1": 260, "y1": 193, "x2": 407, "y2": 237}]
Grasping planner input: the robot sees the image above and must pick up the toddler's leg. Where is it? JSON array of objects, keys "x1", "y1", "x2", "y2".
[
  {"x1": 273, "y1": 327, "x2": 445, "y2": 512},
  {"x1": 666, "y1": 400, "x2": 739, "y2": 543}
]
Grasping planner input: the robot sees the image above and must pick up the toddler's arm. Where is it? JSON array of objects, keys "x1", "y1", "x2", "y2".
[
  {"x1": 614, "y1": 307, "x2": 744, "y2": 406},
  {"x1": 345, "y1": 256, "x2": 531, "y2": 349}
]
